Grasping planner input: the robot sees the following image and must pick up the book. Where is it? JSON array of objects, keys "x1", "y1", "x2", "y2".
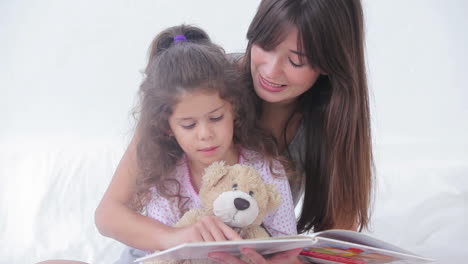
[{"x1": 135, "y1": 229, "x2": 435, "y2": 263}]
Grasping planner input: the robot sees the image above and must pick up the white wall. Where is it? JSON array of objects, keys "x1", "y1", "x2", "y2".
[
  {"x1": 1, "y1": 0, "x2": 467, "y2": 263},
  {"x1": 1, "y1": 0, "x2": 258, "y2": 144},
  {"x1": 365, "y1": 0, "x2": 468, "y2": 144}
]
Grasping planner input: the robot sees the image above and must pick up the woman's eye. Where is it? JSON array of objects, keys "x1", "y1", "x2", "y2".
[
  {"x1": 181, "y1": 123, "x2": 195, "y2": 129},
  {"x1": 210, "y1": 115, "x2": 224, "y2": 122},
  {"x1": 288, "y1": 57, "x2": 304, "y2": 68},
  {"x1": 249, "y1": 191, "x2": 254, "y2": 196},
  {"x1": 232, "y1": 184, "x2": 238, "y2": 189}
]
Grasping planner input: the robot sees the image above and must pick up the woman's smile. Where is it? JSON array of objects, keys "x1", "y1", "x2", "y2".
[{"x1": 259, "y1": 74, "x2": 287, "y2": 93}]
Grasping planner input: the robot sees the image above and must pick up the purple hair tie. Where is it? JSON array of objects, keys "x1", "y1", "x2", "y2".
[{"x1": 173, "y1": 34, "x2": 187, "y2": 43}]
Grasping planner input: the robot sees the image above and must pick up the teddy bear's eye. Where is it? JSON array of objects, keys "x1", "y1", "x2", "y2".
[
  {"x1": 232, "y1": 184, "x2": 238, "y2": 189},
  {"x1": 249, "y1": 191, "x2": 254, "y2": 196}
]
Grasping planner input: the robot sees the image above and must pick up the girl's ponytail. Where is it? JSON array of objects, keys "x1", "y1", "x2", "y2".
[{"x1": 147, "y1": 25, "x2": 211, "y2": 65}]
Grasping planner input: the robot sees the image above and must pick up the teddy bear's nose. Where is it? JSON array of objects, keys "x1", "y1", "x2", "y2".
[{"x1": 234, "y1": 198, "x2": 250, "y2": 210}]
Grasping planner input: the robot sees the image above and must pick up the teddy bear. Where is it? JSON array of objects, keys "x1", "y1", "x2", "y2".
[{"x1": 146, "y1": 161, "x2": 282, "y2": 264}]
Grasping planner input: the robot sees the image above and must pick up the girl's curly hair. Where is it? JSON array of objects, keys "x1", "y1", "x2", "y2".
[{"x1": 131, "y1": 25, "x2": 278, "y2": 213}]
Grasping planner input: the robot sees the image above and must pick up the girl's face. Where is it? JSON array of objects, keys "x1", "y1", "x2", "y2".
[
  {"x1": 250, "y1": 26, "x2": 323, "y2": 105},
  {"x1": 168, "y1": 90, "x2": 237, "y2": 167}
]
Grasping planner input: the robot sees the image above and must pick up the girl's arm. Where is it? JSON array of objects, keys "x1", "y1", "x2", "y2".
[
  {"x1": 95, "y1": 135, "x2": 242, "y2": 251},
  {"x1": 94, "y1": 135, "x2": 178, "y2": 251}
]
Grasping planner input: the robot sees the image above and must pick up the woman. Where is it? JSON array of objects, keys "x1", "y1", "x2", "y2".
[
  {"x1": 209, "y1": 0, "x2": 373, "y2": 263},
  {"x1": 95, "y1": 0, "x2": 373, "y2": 263},
  {"x1": 242, "y1": 0, "x2": 373, "y2": 233}
]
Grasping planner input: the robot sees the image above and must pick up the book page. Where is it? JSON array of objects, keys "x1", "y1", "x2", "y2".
[
  {"x1": 136, "y1": 238, "x2": 314, "y2": 262},
  {"x1": 135, "y1": 232, "x2": 434, "y2": 263},
  {"x1": 299, "y1": 237, "x2": 434, "y2": 264},
  {"x1": 314, "y1": 230, "x2": 414, "y2": 254}
]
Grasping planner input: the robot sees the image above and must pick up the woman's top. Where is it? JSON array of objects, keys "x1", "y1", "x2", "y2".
[{"x1": 285, "y1": 121, "x2": 306, "y2": 206}]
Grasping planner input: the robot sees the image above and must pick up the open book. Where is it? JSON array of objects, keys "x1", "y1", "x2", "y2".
[{"x1": 136, "y1": 229, "x2": 434, "y2": 263}]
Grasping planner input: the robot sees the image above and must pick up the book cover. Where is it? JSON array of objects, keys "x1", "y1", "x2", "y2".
[{"x1": 135, "y1": 230, "x2": 435, "y2": 263}]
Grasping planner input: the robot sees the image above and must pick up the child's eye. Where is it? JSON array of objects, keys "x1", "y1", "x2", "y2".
[
  {"x1": 249, "y1": 191, "x2": 254, "y2": 196},
  {"x1": 232, "y1": 184, "x2": 238, "y2": 190},
  {"x1": 181, "y1": 123, "x2": 195, "y2": 129},
  {"x1": 210, "y1": 115, "x2": 224, "y2": 122},
  {"x1": 288, "y1": 57, "x2": 304, "y2": 68}
]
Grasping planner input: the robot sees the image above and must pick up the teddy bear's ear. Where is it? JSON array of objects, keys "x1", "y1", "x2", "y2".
[
  {"x1": 265, "y1": 184, "x2": 282, "y2": 213},
  {"x1": 201, "y1": 161, "x2": 229, "y2": 189}
]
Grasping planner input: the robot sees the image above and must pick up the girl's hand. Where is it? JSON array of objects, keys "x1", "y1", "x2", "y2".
[
  {"x1": 175, "y1": 216, "x2": 242, "y2": 245},
  {"x1": 209, "y1": 248, "x2": 303, "y2": 264}
]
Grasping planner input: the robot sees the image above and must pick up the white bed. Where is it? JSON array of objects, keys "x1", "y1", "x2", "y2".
[{"x1": 1, "y1": 0, "x2": 467, "y2": 263}]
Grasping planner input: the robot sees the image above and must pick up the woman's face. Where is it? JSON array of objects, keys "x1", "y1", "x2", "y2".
[{"x1": 250, "y1": 26, "x2": 323, "y2": 105}]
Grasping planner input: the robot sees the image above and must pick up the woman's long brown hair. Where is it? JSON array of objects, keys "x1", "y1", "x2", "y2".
[{"x1": 244, "y1": 0, "x2": 374, "y2": 233}]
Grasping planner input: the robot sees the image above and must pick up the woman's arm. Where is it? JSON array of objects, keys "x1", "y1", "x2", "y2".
[
  {"x1": 94, "y1": 135, "x2": 177, "y2": 251},
  {"x1": 210, "y1": 248, "x2": 303, "y2": 264}
]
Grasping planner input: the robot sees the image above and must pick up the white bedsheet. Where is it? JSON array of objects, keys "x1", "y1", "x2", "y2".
[
  {"x1": 1, "y1": 0, "x2": 467, "y2": 263},
  {"x1": 0, "y1": 141, "x2": 127, "y2": 264},
  {"x1": 2, "y1": 141, "x2": 467, "y2": 263}
]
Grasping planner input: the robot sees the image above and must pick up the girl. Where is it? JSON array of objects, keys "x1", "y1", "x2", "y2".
[{"x1": 96, "y1": 25, "x2": 298, "y2": 263}]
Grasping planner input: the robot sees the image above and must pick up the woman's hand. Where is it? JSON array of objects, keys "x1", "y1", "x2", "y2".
[
  {"x1": 209, "y1": 248, "x2": 303, "y2": 264},
  {"x1": 173, "y1": 216, "x2": 243, "y2": 246}
]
